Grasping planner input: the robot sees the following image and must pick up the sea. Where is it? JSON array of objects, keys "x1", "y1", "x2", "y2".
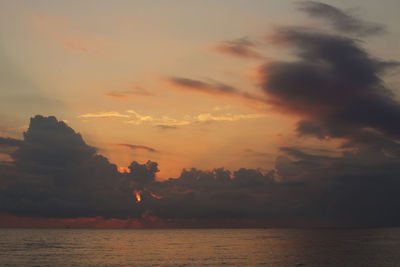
[{"x1": 1, "y1": 228, "x2": 400, "y2": 266}]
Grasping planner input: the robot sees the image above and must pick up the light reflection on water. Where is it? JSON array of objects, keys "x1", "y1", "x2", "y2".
[{"x1": 1, "y1": 228, "x2": 400, "y2": 266}]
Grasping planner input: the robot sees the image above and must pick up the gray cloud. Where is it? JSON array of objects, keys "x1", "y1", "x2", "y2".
[
  {"x1": 261, "y1": 27, "x2": 400, "y2": 151},
  {"x1": 0, "y1": 137, "x2": 24, "y2": 147},
  {"x1": 169, "y1": 77, "x2": 237, "y2": 94},
  {"x1": 215, "y1": 38, "x2": 263, "y2": 59},
  {"x1": 116, "y1": 143, "x2": 158, "y2": 153},
  {"x1": 0, "y1": 115, "x2": 400, "y2": 227},
  {"x1": 1, "y1": 2, "x2": 400, "y2": 228},
  {"x1": 0, "y1": 115, "x2": 146, "y2": 218},
  {"x1": 298, "y1": 1, "x2": 385, "y2": 36},
  {"x1": 275, "y1": 146, "x2": 400, "y2": 226},
  {"x1": 168, "y1": 77, "x2": 264, "y2": 103}
]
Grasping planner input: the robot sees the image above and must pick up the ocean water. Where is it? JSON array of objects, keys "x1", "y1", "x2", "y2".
[{"x1": 1, "y1": 228, "x2": 400, "y2": 266}]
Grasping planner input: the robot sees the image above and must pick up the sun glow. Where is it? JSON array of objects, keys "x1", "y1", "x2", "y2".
[{"x1": 135, "y1": 191, "x2": 141, "y2": 203}]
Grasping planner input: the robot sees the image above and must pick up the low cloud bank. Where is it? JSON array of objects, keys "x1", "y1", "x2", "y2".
[{"x1": 0, "y1": 115, "x2": 399, "y2": 227}]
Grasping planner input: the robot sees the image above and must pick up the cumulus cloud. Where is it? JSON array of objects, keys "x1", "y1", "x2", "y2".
[
  {"x1": 1, "y1": 2, "x2": 400, "y2": 228},
  {"x1": 1, "y1": 115, "x2": 400, "y2": 227},
  {"x1": 0, "y1": 115, "x2": 146, "y2": 218},
  {"x1": 0, "y1": 116, "x2": 274, "y2": 224},
  {"x1": 298, "y1": 1, "x2": 385, "y2": 36}
]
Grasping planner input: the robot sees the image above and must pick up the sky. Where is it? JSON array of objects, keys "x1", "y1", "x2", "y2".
[{"x1": 0, "y1": 0, "x2": 400, "y2": 228}]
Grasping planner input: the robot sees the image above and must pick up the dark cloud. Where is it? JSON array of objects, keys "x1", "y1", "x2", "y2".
[
  {"x1": 0, "y1": 137, "x2": 24, "y2": 147},
  {"x1": 298, "y1": 1, "x2": 385, "y2": 36},
  {"x1": 168, "y1": 77, "x2": 265, "y2": 103},
  {"x1": 169, "y1": 77, "x2": 237, "y2": 94},
  {"x1": 0, "y1": 115, "x2": 146, "y2": 218},
  {"x1": 275, "y1": 146, "x2": 400, "y2": 226},
  {"x1": 1, "y1": 115, "x2": 400, "y2": 227},
  {"x1": 1, "y1": 3, "x2": 400, "y2": 228},
  {"x1": 0, "y1": 116, "x2": 278, "y2": 223},
  {"x1": 116, "y1": 143, "x2": 158, "y2": 153},
  {"x1": 261, "y1": 27, "x2": 400, "y2": 149},
  {"x1": 215, "y1": 38, "x2": 263, "y2": 59}
]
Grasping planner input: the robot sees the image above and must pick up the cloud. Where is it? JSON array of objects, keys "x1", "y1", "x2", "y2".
[
  {"x1": 152, "y1": 112, "x2": 266, "y2": 128},
  {"x1": 298, "y1": 1, "x2": 385, "y2": 36},
  {"x1": 0, "y1": 115, "x2": 149, "y2": 218},
  {"x1": 156, "y1": 125, "x2": 178, "y2": 130},
  {"x1": 261, "y1": 27, "x2": 400, "y2": 150},
  {"x1": 214, "y1": 38, "x2": 263, "y2": 59},
  {"x1": 78, "y1": 109, "x2": 266, "y2": 127},
  {"x1": 167, "y1": 77, "x2": 265, "y2": 104},
  {"x1": 241, "y1": 148, "x2": 272, "y2": 158},
  {"x1": 274, "y1": 146, "x2": 400, "y2": 226},
  {"x1": 124, "y1": 110, "x2": 155, "y2": 124},
  {"x1": 78, "y1": 111, "x2": 130, "y2": 119},
  {"x1": 168, "y1": 77, "x2": 238, "y2": 95},
  {"x1": 2, "y1": 3, "x2": 400, "y2": 228},
  {"x1": 1, "y1": 115, "x2": 400, "y2": 227},
  {"x1": 116, "y1": 144, "x2": 158, "y2": 153},
  {"x1": 195, "y1": 113, "x2": 266, "y2": 122},
  {"x1": 0, "y1": 137, "x2": 24, "y2": 147},
  {"x1": 104, "y1": 86, "x2": 153, "y2": 99}
]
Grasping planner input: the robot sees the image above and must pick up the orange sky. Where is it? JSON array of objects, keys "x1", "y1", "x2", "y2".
[{"x1": 0, "y1": 0, "x2": 399, "y2": 179}]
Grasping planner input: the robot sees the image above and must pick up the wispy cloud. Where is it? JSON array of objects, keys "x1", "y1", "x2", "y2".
[
  {"x1": 78, "y1": 112, "x2": 130, "y2": 119},
  {"x1": 168, "y1": 77, "x2": 237, "y2": 95},
  {"x1": 167, "y1": 77, "x2": 267, "y2": 105},
  {"x1": 115, "y1": 143, "x2": 158, "y2": 153},
  {"x1": 78, "y1": 109, "x2": 266, "y2": 127},
  {"x1": 241, "y1": 148, "x2": 273, "y2": 158},
  {"x1": 104, "y1": 85, "x2": 153, "y2": 99},
  {"x1": 214, "y1": 38, "x2": 263, "y2": 59},
  {"x1": 196, "y1": 113, "x2": 266, "y2": 122},
  {"x1": 298, "y1": 1, "x2": 385, "y2": 36}
]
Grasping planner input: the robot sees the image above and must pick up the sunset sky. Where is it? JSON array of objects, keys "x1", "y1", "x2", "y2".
[{"x1": 1, "y1": 1, "x2": 400, "y2": 227}]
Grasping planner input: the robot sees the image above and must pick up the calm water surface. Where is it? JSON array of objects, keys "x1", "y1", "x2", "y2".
[{"x1": 1, "y1": 228, "x2": 400, "y2": 266}]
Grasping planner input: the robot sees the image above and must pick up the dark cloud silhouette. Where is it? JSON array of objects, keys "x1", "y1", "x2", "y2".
[
  {"x1": 1, "y1": 3, "x2": 400, "y2": 228},
  {"x1": 116, "y1": 143, "x2": 158, "y2": 153},
  {"x1": 127, "y1": 160, "x2": 159, "y2": 189},
  {"x1": 0, "y1": 116, "x2": 279, "y2": 223},
  {"x1": 261, "y1": 27, "x2": 400, "y2": 150},
  {"x1": 298, "y1": 1, "x2": 385, "y2": 36},
  {"x1": 0, "y1": 115, "x2": 147, "y2": 218},
  {"x1": 275, "y1": 146, "x2": 400, "y2": 226},
  {"x1": 0, "y1": 137, "x2": 24, "y2": 147},
  {"x1": 215, "y1": 38, "x2": 262, "y2": 59},
  {"x1": 1, "y1": 115, "x2": 400, "y2": 227}
]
